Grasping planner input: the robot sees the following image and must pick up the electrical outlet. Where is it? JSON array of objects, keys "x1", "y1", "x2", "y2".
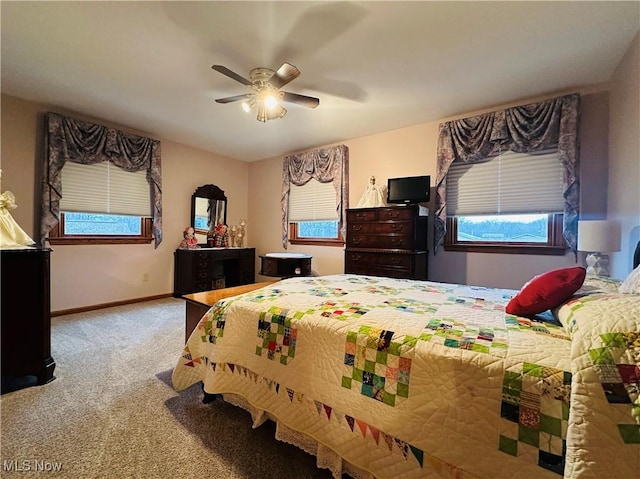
[{"x1": 142, "y1": 273, "x2": 149, "y2": 282}]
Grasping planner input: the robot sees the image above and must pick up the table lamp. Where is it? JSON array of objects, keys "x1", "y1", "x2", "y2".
[{"x1": 577, "y1": 220, "x2": 621, "y2": 276}]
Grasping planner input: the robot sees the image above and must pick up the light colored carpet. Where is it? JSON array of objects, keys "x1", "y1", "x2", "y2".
[{"x1": 0, "y1": 298, "x2": 334, "y2": 478}]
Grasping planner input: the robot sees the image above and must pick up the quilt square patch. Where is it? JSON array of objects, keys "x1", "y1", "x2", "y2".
[
  {"x1": 342, "y1": 325, "x2": 415, "y2": 406},
  {"x1": 255, "y1": 306, "x2": 297, "y2": 365},
  {"x1": 499, "y1": 362, "x2": 570, "y2": 475}
]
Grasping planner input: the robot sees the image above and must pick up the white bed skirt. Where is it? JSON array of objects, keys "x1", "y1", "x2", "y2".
[{"x1": 222, "y1": 393, "x2": 374, "y2": 479}]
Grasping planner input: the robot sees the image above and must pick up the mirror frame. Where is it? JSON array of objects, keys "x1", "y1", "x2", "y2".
[{"x1": 191, "y1": 184, "x2": 227, "y2": 234}]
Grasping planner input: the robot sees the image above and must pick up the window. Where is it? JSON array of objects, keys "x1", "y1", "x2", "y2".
[
  {"x1": 444, "y1": 149, "x2": 567, "y2": 254},
  {"x1": 288, "y1": 179, "x2": 343, "y2": 246},
  {"x1": 48, "y1": 161, "x2": 153, "y2": 245}
]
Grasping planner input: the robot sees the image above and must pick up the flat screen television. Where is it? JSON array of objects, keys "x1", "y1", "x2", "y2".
[{"x1": 386, "y1": 175, "x2": 431, "y2": 204}]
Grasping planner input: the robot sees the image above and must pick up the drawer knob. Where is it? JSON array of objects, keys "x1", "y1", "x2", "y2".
[{"x1": 353, "y1": 225, "x2": 362, "y2": 231}]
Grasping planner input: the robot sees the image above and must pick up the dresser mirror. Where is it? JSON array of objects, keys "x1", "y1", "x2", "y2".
[{"x1": 191, "y1": 184, "x2": 227, "y2": 234}]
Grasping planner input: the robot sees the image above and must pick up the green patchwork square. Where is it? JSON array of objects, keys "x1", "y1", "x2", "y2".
[
  {"x1": 418, "y1": 332, "x2": 433, "y2": 341},
  {"x1": 388, "y1": 342, "x2": 401, "y2": 355},
  {"x1": 502, "y1": 384, "x2": 521, "y2": 399},
  {"x1": 426, "y1": 319, "x2": 441, "y2": 329},
  {"x1": 504, "y1": 371, "x2": 522, "y2": 391},
  {"x1": 346, "y1": 331, "x2": 357, "y2": 343},
  {"x1": 255, "y1": 346, "x2": 262, "y2": 355},
  {"x1": 450, "y1": 328, "x2": 463, "y2": 338},
  {"x1": 523, "y1": 363, "x2": 544, "y2": 377},
  {"x1": 382, "y1": 391, "x2": 396, "y2": 407},
  {"x1": 402, "y1": 336, "x2": 418, "y2": 348},
  {"x1": 376, "y1": 350, "x2": 388, "y2": 364},
  {"x1": 278, "y1": 324, "x2": 284, "y2": 334},
  {"x1": 562, "y1": 402, "x2": 570, "y2": 421},
  {"x1": 341, "y1": 376, "x2": 352, "y2": 389},
  {"x1": 499, "y1": 435, "x2": 518, "y2": 456},
  {"x1": 601, "y1": 332, "x2": 626, "y2": 348},
  {"x1": 280, "y1": 355, "x2": 288, "y2": 365},
  {"x1": 618, "y1": 424, "x2": 640, "y2": 444},
  {"x1": 268, "y1": 332, "x2": 277, "y2": 342},
  {"x1": 588, "y1": 347, "x2": 615, "y2": 365},
  {"x1": 444, "y1": 338, "x2": 459, "y2": 348},
  {"x1": 359, "y1": 325, "x2": 372, "y2": 335},
  {"x1": 539, "y1": 414, "x2": 562, "y2": 436},
  {"x1": 364, "y1": 360, "x2": 376, "y2": 373},
  {"x1": 353, "y1": 368, "x2": 363, "y2": 382},
  {"x1": 397, "y1": 382, "x2": 409, "y2": 398},
  {"x1": 473, "y1": 343, "x2": 490, "y2": 353},
  {"x1": 518, "y1": 425, "x2": 539, "y2": 447}
]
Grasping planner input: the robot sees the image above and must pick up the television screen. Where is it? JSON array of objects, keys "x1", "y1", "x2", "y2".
[{"x1": 387, "y1": 175, "x2": 431, "y2": 204}]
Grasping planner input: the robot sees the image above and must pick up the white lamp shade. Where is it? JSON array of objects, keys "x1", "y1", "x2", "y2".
[{"x1": 577, "y1": 220, "x2": 621, "y2": 253}]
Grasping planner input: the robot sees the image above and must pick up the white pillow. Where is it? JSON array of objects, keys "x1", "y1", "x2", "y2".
[
  {"x1": 577, "y1": 274, "x2": 622, "y2": 294},
  {"x1": 618, "y1": 265, "x2": 640, "y2": 294}
]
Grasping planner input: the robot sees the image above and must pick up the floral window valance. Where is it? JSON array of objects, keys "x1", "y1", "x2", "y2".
[
  {"x1": 40, "y1": 112, "x2": 163, "y2": 247},
  {"x1": 434, "y1": 93, "x2": 580, "y2": 255},
  {"x1": 281, "y1": 144, "x2": 349, "y2": 248}
]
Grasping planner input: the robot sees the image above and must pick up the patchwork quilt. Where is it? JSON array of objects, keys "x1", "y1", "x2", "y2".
[{"x1": 172, "y1": 274, "x2": 639, "y2": 479}]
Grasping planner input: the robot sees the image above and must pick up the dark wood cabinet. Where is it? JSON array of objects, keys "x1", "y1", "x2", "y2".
[
  {"x1": 259, "y1": 253, "x2": 313, "y2": 278},
  {"x1": 173, "y1": 247, "x2": 255, "y2": 297},
  {"x1": 344, "y1": 205, "x2": 428, "y2": 280},
  {"x1": 1, "y1": 248, "x2": 56, "y2": 393}
]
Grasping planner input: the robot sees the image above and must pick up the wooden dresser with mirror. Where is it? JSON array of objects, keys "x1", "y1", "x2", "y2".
[{"x1": 174, "y1": 183, "x2": 255, "y2": 297}]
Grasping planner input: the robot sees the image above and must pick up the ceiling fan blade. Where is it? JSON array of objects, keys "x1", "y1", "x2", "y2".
[
  {"x1": 269, "y1": 62, "x2": 300, "y2": 89},
  {"x1": 215, "y1": 93, "x2": 253, "y2": 104},
  {"x1": 282, "y1": 92, "x2": 320, "y2": 109},
  {"x1": 211, "y1": 65, "x2": 252, "y2": 86}
]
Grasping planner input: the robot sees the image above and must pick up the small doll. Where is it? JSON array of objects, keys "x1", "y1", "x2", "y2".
[
  {"x1": 178, "y1": 226, "x2": 200, "y2": 249},
  {"x1": 213, "y1": 223, "x2": 230, "y2": 248}
]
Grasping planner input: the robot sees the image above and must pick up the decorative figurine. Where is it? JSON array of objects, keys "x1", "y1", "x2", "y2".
[
  {"x1": 213, "y1": 223, "x2": 230, "y2": 248},
  {"x1": 229, "y1": 224, "x2": 238, "y2": 247},
  {"x1": 0, "y1": 169, "x2": 36, "y2": 248},
  {"x1": 356, "y1": 175, "x2": 387, "y2": 208},
  {"x1": 178, "y1": 226, "x2": 200, "y2": 249}
]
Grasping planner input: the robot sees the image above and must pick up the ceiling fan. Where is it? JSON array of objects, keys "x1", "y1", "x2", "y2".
[{"x1": 212, "y1": 63, "x2": 320, "y2": 122}]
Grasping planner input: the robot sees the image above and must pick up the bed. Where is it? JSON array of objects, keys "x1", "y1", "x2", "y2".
[{"x1": 172, "y1": 268, "x2": 640, "y2": 478}]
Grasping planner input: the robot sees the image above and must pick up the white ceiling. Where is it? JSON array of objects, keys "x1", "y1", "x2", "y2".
[{"x1": 2, "y1": 1, "x2": 638, "y2": 162}]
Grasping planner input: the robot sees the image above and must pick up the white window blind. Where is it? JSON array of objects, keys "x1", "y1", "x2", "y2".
[
  {"x1": 289, "y1": 179, "x2": 338, "y2": 221},
  {"x1": 446, "y1": 149, "x2": 564, "y2": 216},
  {"x1": 60, "y1": 161, "x2": 151, "y2": 216}
]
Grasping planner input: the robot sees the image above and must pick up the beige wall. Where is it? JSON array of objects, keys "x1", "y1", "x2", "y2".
[
  {"x1": 608, "y1": 32, "x2": 640, "y2": 278},
  {"x1": 4, "y1": 31, "x2": 636, "y2": 310},
  {"x1": 250, "y1": 88, "x2": 611, "y2": 289},
  {"x1": 1, "y1": 95, "x2": 249, "y2": 311}
]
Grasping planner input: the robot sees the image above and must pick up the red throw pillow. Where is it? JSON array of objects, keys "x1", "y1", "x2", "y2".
[{"x1": 506, "y1": 267, "x2": 586, "y2": 317}]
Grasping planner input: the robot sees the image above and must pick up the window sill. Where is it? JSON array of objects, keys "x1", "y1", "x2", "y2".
[
  {"x1": 48, "y1": 237, "x2": 153, "y2": 245},
  {"x1": 444, "y1": 244, "x2": 567, "y2": 255},
  {"x1": 289, "y1": 238, "x2": 344, "y2": 247}
]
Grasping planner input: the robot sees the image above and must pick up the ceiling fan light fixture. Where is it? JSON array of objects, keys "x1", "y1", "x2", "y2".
[
  {"x1": 264, "y1": 93, "x2": 278, "y2": 110},
  {"x1": 212, "y1": 62, "x2": 319, "y2": 123},
  {"x1": 256, "y1": 105, "x2": 267, "y2": 123}
]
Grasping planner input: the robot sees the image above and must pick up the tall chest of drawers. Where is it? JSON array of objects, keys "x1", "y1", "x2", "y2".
[{"x1": 344, "y1": 205, "x2": 428, "y2": 280}]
